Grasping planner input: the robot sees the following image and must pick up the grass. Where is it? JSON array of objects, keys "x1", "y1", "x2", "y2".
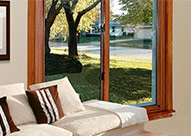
[{"x1": 46, "y1": 48, "x2": 152, "y2": 104}]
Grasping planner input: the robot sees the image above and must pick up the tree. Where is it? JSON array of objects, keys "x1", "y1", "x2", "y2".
[
  {"x1": 45, "y1": 0, "x2": 101, "y2": 57},
  {"x1": 116, "y1": 0, "x2": 153, "y2": 26}
]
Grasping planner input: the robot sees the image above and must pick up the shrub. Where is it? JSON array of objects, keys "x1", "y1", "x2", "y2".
[{"x1": 45, "y1": 54, "x2": 82, "y2": 75}]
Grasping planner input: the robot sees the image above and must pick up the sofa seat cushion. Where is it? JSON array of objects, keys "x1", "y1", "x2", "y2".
[
  {"x1": 9, "y1": 123, "x2": 73, "y2": 136},
  {"x1": 52, "y1": 106, "x2": 121, "y2": 136}
]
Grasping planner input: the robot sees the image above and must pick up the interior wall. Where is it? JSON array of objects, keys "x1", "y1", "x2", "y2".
[
  {"x1": 145, "y1": 0, "x2": 191, "y2": 135},
  {"x1": 0, "y1": 0, "x2": 190, "y2": 135},
  {"x1": 0, "y1": 0, "x2": 27, "y2": 87}
]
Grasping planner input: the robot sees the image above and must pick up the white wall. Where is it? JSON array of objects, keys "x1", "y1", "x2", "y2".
[
  {"x1": 0, "y1": 0, "x2": 27, "y2": 87},
  {"x1": 0, "y1": 0, "x2": 190, "y2": 135},
  {"x1": 145, "y1": 0, "x2": 191, "y2": 135}
]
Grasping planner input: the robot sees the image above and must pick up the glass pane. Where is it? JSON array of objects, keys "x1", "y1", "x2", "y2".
[
  {"x1": 109, "y1": 0, "x2": 157, "y2": 105},
  {"x1": 45, "y1": 0, "x2": 101, "y2": 102}
]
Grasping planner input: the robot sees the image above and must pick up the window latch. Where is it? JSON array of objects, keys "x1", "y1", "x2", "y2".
[
  {"x1": 100, "y1": 72, "x2": 104, "y2": 80},
  {"x1": 101, "y1": 24, "x2": 105, "y2": 32}
]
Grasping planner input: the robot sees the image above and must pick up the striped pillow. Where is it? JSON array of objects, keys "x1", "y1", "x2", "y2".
[
  {"x1": 26, "y1": 85, "x2": 64, "y2": 124},
  {"x1": 0, "y1": 97, "x2": 19, "y2": 136}
]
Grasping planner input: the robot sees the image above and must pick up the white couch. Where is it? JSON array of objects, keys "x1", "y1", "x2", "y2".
[
  {"x1": 10, "y1": 123, "x2": 73, "y2": 136},
  {"x1": 10, "y1": 106, "x2": 144, "y2": 136},
  {"x1": 0, "y1": 79, "x2": 146, "y2": 136},
  {"x1": 11, "y1": 106, "x2": 144, "y2": 136}
]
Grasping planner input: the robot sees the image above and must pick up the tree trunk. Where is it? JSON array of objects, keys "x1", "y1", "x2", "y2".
[
  {"x1": 68, "y1": 25, "x2": 78, "y2": 57},
  {"x1": 45, "y1": 1, "x2": 62, "y2": 55},
  {"x1": 64, "y1": 7, "x2": 78, "y2": 58},
  {"x1": 45, "y1": 20, "x2": 51, "y2": 55}
]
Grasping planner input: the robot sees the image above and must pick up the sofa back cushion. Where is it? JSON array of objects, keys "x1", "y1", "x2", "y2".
[
  {"x1": 0, "y1": 96, "x2": 20, "y2": 135},
  {"x1": 0, "y1": 83, "x2": 25, "y2": 96},
  {"x1": 26, "y1": 85, "x2": 64, "y2": 124},
  {"x1": 7, "y1": 95, "x2": 36, "y2": 125},
  {"x1": 29, "y1": 77, "x2": 85, "y2": 115},
  {"x1": 0, "y1": 83, "x2": 36, "y2": 125}
]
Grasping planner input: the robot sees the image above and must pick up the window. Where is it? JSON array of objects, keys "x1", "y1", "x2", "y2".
[
  {"x1": 108, "y1": 0, "x2": 157, "y2": 106},
  {"x1": 100, "y1": 0, "x2": 174, "y2": 119},
  {"x1": 28, "y1": 0, "x2": 174, "y2": 120}
]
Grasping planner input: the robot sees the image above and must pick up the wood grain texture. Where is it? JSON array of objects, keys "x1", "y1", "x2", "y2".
[
  {"x1": 28, "y1": 0, "x2": 45, "y2": 88},
  {"x1": 103, "y1": 0, "x2": 110, "y2": 101},
  {"x1": 165, "y1": 0, "x2": 173, "y2": 112},
  {"x1": 146, "y1": 0, "x2": 174, "y2": 119},
  {"x1": 148, "y1": 110, "x2": 175, "y2": 121},
  {"x1": 157, "y1": 0, "x2": 167, "y2": 112},
  {"x1": 100, "y1": 0, "x2": 110, "y2": 101}
]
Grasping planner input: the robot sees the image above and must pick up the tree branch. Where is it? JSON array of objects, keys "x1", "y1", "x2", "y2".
[
  {"x1": 53, "y1": 0, "x2": 59, "y2": 4},
  {"x1": 51, "y1": 0, "x2": 59, "y2": 8},
  {"x1": 46, "y1": 0, "x2": 64, "y2": 25},
  {"x1": 62, "y1": 0, "x2": 71, "y2": 10},
  {"x1": 46, "y1": 0, "x2": 58, "y2": 22},
  {"x1": 54, "y1": 0, "x2": 65, "y2": 13},
  {"x1": 64, "y1": 7, "x2": 75, "y2": 27},
  {"x1": 79, "y1": 0, "x2": 100, "y2": 16},
  {"x1": 75, "y1": 0, "x2": 101, "y2": 29},
  {"x1": 71, "y1": 0, "x2": 79, "y2": 11}
]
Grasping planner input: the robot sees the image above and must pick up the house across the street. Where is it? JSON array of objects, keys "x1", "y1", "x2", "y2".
[
  {"x1": 82, "y1": 20, "x2": 133, "y2": 37},
  {"x1": 134, "y1": 25, "x2": 152, "y2": 39}
]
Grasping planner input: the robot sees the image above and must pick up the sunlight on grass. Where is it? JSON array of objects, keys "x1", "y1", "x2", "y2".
[{"x1": 46, "y1": 47, "x2": 152, "y2": 104}]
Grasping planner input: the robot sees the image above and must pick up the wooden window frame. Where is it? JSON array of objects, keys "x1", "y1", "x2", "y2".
[
  {"x1": 102, "y1": 0, "x2": 174, "y2": 120},
  {"x1": 28, "y1": 0, "x2": 174, "y2": 120},
  {"x1": 28, "y1": 0, "x2": 45, "y2": 88}
]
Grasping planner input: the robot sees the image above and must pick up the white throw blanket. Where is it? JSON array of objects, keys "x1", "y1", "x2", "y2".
[{"x1": 83, "y1": 100, "x2": 149, "y2": 128}]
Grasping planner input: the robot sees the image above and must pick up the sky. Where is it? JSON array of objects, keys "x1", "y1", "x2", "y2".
[{"x1": 110, "y1": 0, "x2": 125, "y2": 15}]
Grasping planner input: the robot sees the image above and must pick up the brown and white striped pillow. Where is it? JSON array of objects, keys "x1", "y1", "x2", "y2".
[
  {"x1": 26, "y1": 85, "x2": 64, "y2": 124},
  {"x1": 0, "y1": 96, "x2": 20, "y2": 136}
]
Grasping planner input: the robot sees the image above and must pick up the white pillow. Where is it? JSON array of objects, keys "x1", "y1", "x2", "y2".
[
  {"x1": 0, "y1": 83, "x2": 37, "y2": 125},
  {"x1": 7, "y1": 95, "x2": 36, "y2": 125},
  {"x1": 29, "y1": 77, "x2": 86, "y2": 115}
]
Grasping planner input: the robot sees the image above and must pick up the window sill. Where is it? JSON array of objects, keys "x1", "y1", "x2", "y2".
[{"x1": 148, "y1": 110, "x2": 176, "y2": 121}]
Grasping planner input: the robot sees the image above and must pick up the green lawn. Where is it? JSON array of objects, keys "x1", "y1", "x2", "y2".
[{"x1": 46, "y1": 48, "x2": 152, "y2": 104}]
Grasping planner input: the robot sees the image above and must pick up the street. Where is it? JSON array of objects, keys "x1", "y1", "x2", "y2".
[{"x1": 49, "y1": 39, "x2": 152, "y2": 60}]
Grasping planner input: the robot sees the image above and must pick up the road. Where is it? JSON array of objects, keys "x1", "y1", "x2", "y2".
[{"x1": 49, "y1": 39, "x2": 152, "y2": 60}]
